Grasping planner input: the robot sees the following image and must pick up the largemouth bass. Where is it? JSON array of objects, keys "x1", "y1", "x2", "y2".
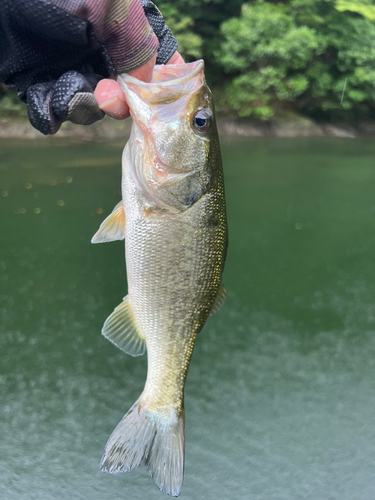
[{"x1": 92, "y1": 60, "x2": 227, "y2": 496}]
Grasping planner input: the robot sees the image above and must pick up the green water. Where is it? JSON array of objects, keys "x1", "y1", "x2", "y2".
[{"x1": 1, "y1": 137, "x2": 375, "y2": 499}]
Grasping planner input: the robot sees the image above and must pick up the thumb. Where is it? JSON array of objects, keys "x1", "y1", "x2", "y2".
[
  {"x1": 94, "y1": 79, "x2": 130, "y2": 120},
  {"x1": 94, "y1": 54, "x2": 157, "y2": 120}
]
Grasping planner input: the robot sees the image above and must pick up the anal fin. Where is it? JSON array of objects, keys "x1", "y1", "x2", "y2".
[
  {"x1": 102, "y1": 296, "x2": 146, "y2": 356},
  {"x1": 91, "y1": 201, "x2": 125, "y2": 244}
]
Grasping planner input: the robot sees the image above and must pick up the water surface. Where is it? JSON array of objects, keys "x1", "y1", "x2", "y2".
[{"x1": 1, "y1": 137, "x2": 375, "y2": 499}]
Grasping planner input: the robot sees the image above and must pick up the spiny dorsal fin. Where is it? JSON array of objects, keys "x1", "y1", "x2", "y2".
[
  {"x1": 91, "y1": 201, "x2": 125, "y2": 244},
  {"x1": 209, "y1": 282, "x2": 226, "y2": 317},
  {"x1": 102, "y1": 296, "x2": 146, "y2": 356}
]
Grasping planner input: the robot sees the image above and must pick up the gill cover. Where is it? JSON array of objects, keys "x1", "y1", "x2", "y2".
[{"x1": 118, "y1": 61, "x2": 217, "y2": 213}]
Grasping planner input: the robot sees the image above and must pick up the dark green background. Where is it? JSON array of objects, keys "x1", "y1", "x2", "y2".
[{"x1": 1, "y1": 137, "x2": 375, "y2": 499}]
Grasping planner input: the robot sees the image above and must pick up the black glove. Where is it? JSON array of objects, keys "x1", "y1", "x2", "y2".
[
  {"x1": 26, "y1": 71, "x2": 104, "y2": 135},
  {"x1": 0, "y1": 0, "x2": 178, "y2": 135}
]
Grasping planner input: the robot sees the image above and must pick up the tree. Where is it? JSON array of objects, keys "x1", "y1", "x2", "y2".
[
  {"x1": 218, "y1": 0, "x2": 375, "y2": 121},
  {"x1": 159, "y1": 0, "x2": 243, "y2": 84}
]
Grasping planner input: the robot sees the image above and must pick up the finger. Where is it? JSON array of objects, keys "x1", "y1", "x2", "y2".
[
  {"x1": 167, "y1": 51, "x2": 185, "y2": 65},
  {"x1": 27, "y1": 81, "x2": 61, "y2": 135},
  {"x1": 95, "y1": 54, "x2": 157, "y2": 120},
  {"x1": 94, "y1": 79, "x2": 130, "y2": 120},
  {"x1": 128, "y1": 53, "x2": 157, "y2": 83}
]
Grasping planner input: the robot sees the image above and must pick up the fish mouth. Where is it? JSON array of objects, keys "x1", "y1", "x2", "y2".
[
  {"x1": 119, "y1": 59, "x2": 204, "y2": 87},
  {"x1": 117, "y1": 60, "x2": 205, "y2": 105}
]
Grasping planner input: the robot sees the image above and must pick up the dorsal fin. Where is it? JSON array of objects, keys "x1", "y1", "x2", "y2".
[{"x1": 91, "y1": 201, "x2": 125, "y2": 244}]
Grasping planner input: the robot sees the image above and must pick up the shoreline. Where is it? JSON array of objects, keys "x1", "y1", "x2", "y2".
[{"x1": 0, "y1": 115, "x2": 373, "y2": 141}]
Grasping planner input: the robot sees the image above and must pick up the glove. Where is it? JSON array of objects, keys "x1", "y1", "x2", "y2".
[
  {"x1": 26, "y1": 71, "x2": 104, "y2": 135},
  {"x1": 0, "y1": 0, "x2": 178, "y2": 135}
]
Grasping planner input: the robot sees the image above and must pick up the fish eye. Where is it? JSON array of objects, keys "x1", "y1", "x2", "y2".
[{"x1": 192, "y1": 109, "x2": 211, "y2": 133}]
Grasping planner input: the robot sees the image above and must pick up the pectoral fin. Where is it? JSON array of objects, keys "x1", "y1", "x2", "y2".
[
  {"x1": 209, "y1": 282, "x2": 226, "y2": 317},
  {"x1": 91, "y1": 201, "x2": 125, "y2": 244},
  {"x1": 102, "y1": 296, "x2": 146, "y2": 356}
]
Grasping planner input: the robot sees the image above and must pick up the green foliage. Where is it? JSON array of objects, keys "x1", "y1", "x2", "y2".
[
  {"x1": 159, "y1": 9, "x2": 202, "y2": 60},
  {"x1": 158, "y1": 0, "x2": 243, "y2": 84},
  {"x1": 336, "y1": 0, "x2": 375, "y2": 20},
  {"x1": 219, "y1": 2, "x2": 319, "y2": 118},
  {"x1": 218, "y1": 0, "x2": 375, "y2": 121}
]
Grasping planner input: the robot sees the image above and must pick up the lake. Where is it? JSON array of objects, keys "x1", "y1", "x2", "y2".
[{"x1": 1, "y1": 136, "x2": 375, "y2": 499}]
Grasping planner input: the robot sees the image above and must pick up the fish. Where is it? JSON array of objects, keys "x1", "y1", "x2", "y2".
[{"x1": 91, "y1": 60, "x2": 227, "y2": 496}]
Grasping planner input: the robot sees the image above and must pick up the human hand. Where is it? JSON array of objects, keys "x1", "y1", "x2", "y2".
[
  {"x1": 0, "y1": 0, "x2": 179, "y2": 135},
  {"x1": 94, "y1": 51, "x2": 185, "y2": 120}
]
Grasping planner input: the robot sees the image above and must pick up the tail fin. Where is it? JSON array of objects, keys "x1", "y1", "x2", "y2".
[{"x1": 100, "y1": 399, "x2": 185, "y2": 497}]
